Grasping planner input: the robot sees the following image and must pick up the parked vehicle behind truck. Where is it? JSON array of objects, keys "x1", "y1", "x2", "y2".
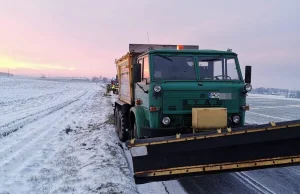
[{"x1": 114, "y1": 44, "x2": 300, "y2": 184}]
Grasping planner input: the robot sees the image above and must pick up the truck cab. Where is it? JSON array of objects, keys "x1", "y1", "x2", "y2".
[{"x1": 114, "y1": 44, "x2": 252, "y2": 141}]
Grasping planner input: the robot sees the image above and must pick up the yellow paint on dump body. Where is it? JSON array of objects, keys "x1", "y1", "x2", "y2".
[
  {"x1": 192, "y1": 108, "x2": 227, "y2": 129},
  {"x1": 115, "y1": 52, "x2": 137, "y2": 105},
  {"x1": 135, "y1": 155, "x2": 300, "y2": 177}
]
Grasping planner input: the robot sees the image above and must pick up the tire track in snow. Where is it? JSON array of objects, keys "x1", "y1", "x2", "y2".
[
  {"x1": 246, "y1": 111, "x2": 289, "y2": 121},
  {"x1": 0, "y1": 91, "x2": 89, "y2": 163},
  {"x1": 285, "y1": 166, "x2": 300, "y2": 175},
  {"x1": 0, "y1": 90, "x2": 66, "y2": 116},
  {"x1": 0, "y1": 90, "x2": 67, "y2": 108},
  {"x1": 0, "y1": 90, "x2": 83, "y2": 126},
  {"x1": 233, "y1": 172, "x2": 275, "y2": 194},
  {"x1": 0, "y1": 98, "x2": 78, "y2": 137},
  {"x1": 0, "y1": 90, "x2": 94, "y2": 186},
  {"x1": 0, "y1": 91, "x2": 88, "y2": 138},
  {"x1": 0, "y1": 114, "x2": 64, "y2": 173}
]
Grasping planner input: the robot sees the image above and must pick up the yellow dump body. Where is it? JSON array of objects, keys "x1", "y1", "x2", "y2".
[{"x1": 115, "y1": 53, "x2": 136, "y2": 105}]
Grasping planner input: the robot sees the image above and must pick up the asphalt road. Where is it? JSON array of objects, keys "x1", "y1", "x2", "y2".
[{"x1": 179, "y1": 94, "x2": 300, "y2": 194}]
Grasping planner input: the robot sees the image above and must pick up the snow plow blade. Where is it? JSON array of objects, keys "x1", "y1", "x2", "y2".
[{"x1": 125, "y1": 120, "x2": 300, "y2": 184}]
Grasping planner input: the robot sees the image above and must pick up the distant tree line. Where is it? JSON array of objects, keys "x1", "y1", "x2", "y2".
[
  {"x1": 0, "y1": 72, "x2": 13, "y2": 77},
  {"x1": 251, "y1": 87, "x2": 300, "y2": 98},
  {"x1": 91, "y1": 76, "x2": 110, "y2": 83}
]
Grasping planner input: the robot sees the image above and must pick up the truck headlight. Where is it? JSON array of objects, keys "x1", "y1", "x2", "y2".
[
  {"x1": 154, "y1": 85, "x2": 162, "y2": 93},
  {"x1": 233, "y1": 115, "x2": 240, "y2": 124},
  {"x1": 244, "y1": 84, "x2": 252, "y2": 92},
  {"x1": 162, "y1": 117, "x2": 171, "y2": 125}
]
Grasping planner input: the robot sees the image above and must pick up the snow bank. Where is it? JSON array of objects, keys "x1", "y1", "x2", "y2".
[
  {"x1": 27, "y1": 124, "x2": 138, "y2": 193},
  {"x1": 24, "y1": 89, "x2": 138, "y2": 193}
]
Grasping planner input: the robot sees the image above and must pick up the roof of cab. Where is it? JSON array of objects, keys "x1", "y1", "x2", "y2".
[{"x1": 144, "y1": 49, "x2": 238, "y2": 56}]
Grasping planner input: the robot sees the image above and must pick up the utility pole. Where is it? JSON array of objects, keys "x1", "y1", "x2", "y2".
[
  {"x1": 147, "y1": 32, "x2": 150, "y2": 43},
  {"x1": 8, "y1": 69, "x2": 9, "y2": 77}
]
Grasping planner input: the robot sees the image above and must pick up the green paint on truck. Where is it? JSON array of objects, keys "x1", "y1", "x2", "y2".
[{"x1": 114, "y1": 44, "x2": 251, "y2": 140}]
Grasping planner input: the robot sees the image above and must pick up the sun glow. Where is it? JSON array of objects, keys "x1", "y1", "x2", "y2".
[{"x1": 0, "y1": 56, "x2": 75, "y2": 71}]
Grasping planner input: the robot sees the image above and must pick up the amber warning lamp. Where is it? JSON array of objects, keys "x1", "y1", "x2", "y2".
[{"x1": 177, "y1": 45, "x2": 184, "y2": 50}]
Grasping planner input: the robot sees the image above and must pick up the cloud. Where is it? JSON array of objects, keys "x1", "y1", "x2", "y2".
[
  {"x1": 0, "y1": 0, "x2": 299, "y2": 87},
  {"x1": 0, "y1": 56, "x2": 75, "y2": 71}
]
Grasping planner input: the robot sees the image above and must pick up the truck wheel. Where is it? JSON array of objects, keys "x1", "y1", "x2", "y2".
[
  {"x1": 131, "y1": 121, "x2": 147, "y2": 139},
  {"x1": 132, "y1": 122, "x2": 139, "y2": 139},
  {"x1": 118, "y1": 110, "x2": 129, "y2": 142},
  {"x1": 114, "y1": 107, "x2": 119, "y2": 132}
]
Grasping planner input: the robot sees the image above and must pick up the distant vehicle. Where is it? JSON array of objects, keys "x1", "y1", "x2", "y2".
[
  {"x1": 113, "y1": 43, "x2": 300, "y2": 184},
  {"x1": 71, "y1": 77, "x2": 90, "y2": 82}
]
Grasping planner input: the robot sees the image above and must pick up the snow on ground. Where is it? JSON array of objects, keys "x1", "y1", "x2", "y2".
[
  {"x1": 246, "y1": 93, "x2": 300, "y2": 124},
  {"x1": 0, "y1": 77, "x2": 187, "y2": 194},
  {"x1": 248, "y1": 93, "x2": 300, "y2": 101},
  {"x1": 4, "y1": 77, "x2": 300, "y2": 193}
]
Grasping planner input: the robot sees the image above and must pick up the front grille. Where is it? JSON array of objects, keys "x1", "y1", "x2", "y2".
[
  {"x1": 182, "y1": 115, "x2": 192, "y2": 127},
  {"x1": 183, "y1": 104, "x2": 221, "y2": 110},
  {"x1": 200, "y1": 93, "x2": 206, "y2": 98},
  {"x1": 168, "y1": 106, "x2": 177, "y2": 111}
]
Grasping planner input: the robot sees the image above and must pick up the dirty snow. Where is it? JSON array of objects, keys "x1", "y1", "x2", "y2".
[{"x1": 0, "y1": 77, "x2": 186, "y2": 194}]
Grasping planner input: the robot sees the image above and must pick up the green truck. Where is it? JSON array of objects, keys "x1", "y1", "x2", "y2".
[{"x1": 114, "y1": 44, "x2": 300, "y2": 184}]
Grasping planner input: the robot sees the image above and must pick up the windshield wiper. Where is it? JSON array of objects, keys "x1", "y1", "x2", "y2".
[
  {"x1": 155, "y1": 54, "x2": 173, "y2": 61},
  {"x1": 136, "y1": 83, "x2": 148, "y2": 93},
  {"x1": 199, "y1": 55, "x2": 224, "y2": 62},
  {"x1": 167, "y1": 53, "x2": 180, "y2": 57}
]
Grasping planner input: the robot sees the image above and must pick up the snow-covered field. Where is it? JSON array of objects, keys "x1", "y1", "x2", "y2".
[
  {"x1": 246, "y1": 93, "x2": 300, "y2": 124},
  {"x1": 2, "y1": 77, "x2": 300, "y2": 194},
  {"x1": 0, "y1": 77, "x2": 185, "y2": 194}
]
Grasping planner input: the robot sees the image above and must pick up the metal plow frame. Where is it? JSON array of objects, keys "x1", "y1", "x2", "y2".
[{"x1": 124, "y1": 120, "x2": 300, "y2": 184}]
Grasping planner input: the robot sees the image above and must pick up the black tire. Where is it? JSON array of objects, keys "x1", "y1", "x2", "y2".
[
  {"x1": 114, "y1": 107, "x2": 120, "y2": 132},
  {"x1": 118, "y1": 110, "x2": 129, "y2": 142},
  {"x1": 132, "y1": 122, "x2": 139, "y2": 139},
  {"x1": 131, "y1": 121, "x2": 147, "y2": 139}
]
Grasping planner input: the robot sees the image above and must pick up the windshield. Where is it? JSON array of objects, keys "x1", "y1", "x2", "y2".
[
  {"x1": 153, "y1": 55, "x2": 196, "y2": 80},
  {"x1": 198, "y1": 56, "x2": 241, "y2": 81}
]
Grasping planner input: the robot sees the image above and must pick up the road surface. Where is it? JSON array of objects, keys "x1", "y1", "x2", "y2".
[{"x1": 179, "y1": 94, "x2": 300, "y2": 194}]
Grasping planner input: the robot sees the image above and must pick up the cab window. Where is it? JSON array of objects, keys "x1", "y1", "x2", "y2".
[
  {"x1": 198, "y1": 56, "x2": 240, "y2": 80},
  {"x1": 143, "y1": 56, "x2": 150, "y2": 82},
  {"x1": 138, "y1": 58, "x2": 143, "y2": 81}
]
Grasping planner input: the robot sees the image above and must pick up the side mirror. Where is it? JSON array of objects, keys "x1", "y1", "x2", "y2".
[
  {"x1": 133, "y1": 63, "x2": 142, "y2": 83},
  {"x1": 245, "y1": 66, "x2": 252, "y2": 84}
]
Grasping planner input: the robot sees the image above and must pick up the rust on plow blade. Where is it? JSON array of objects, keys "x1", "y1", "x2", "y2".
[{"x1": 125, "y1": 120, "x2": 300, "y2": 184}]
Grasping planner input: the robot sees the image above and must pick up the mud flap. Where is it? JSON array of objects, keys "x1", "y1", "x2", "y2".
[{"x1": 125, "y1": 120, "x2": 300, "y2": 184}]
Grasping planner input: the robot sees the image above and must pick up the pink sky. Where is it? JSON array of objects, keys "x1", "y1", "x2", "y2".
[{"x1": 0, "y1": 0, "x2": 300, "y2": 88}]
